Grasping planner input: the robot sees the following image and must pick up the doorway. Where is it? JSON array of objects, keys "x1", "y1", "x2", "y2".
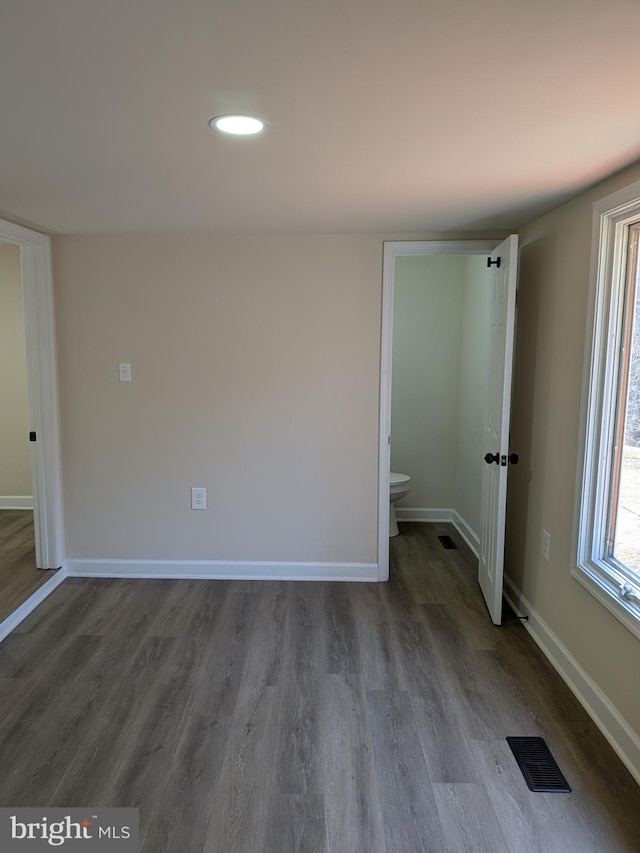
[
  {"x1": 0, "y1": 218, "x2": 64, "y2": 639},
  {"x1": 378, "y1": 240, "x2": 498, "y2": 580},
  {"x1": 390, "y1": 252, "x2": 492, "y2": 547},
  {"x1": 0, "y1": 239, "x2": 40, "y2": 619},
  {"x1": 378, "y1": 238, "x2": 519, "y2": 626}
]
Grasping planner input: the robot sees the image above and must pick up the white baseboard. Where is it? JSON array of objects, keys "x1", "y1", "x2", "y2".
[
  {"x1": 395, "y1": 507, "x2": 453, "y2": 523},
  {"x1": 451, "y1": 511, "x2": 480, "y2": 557},
  {"x1": 0, "y1": 495, "x2": 34, "y2": 510},
  {"x1": 503, "y1": 575, "x2": 640, "y2": 787},
  {"x1": 0, "y1": 567, "x2": 67, "y2": 643},
  {"x1": 66, "y1": 559, "x2": 379, "y2": 582},
  {"x1": 395, "y1": 506, "x2": 480, "y2": 556}
]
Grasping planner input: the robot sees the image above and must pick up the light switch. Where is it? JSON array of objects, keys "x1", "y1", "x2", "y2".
[{"x1": 119, "y1": 362, "x2": 132, "y2": 382}]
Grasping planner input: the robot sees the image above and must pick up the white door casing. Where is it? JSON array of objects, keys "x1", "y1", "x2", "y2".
[
  {"x1": 0, "y1": 218, "x2": 64, "y2": 570},
  {"x1": 478, "y1": 234, "x2": 519, "y2": 624}
]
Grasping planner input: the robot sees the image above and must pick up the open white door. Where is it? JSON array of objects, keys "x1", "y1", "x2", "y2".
[{"x1": 478, "y1": 234, "x2": 518, "y2": 624}]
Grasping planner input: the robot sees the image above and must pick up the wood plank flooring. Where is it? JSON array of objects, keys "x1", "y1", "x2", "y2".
[
  {"x1": 0, "y1": 509, "x2": 56, "y2": 622},
  {"x1": 0, "y1": 522, "x2": 638, "y2": 852}
]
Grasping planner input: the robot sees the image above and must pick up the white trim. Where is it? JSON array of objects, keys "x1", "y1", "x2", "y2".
[
  {"x1": 396, "y1": 507, "x2": 453, "y2": 523},
  {"x1": 385, "y1": 240, "x2": 503, "y2": 257},
  {"x1": 573, "y1": 183, "x2": 640, "y2": 637},
  {"x1": 592, "y1": 179, "x2": 640, "y2": 217},
  {"x1": 0, "y1": 217, "x2": 64, "y2": 571},
  {"x1": 570, "y1": 563, "x2": 640, "y2": 643},
  {"x1": 378, "y1": 243, "x2": 395, "y2": 580},
  {"x1": 0, "y1": 567, "x2": 67, "y2": 643},
  {"x1": 451, "y1": 510, "x2": 480, "y2": 557},
  {"x1": 379, "y1": 239, "x2": 499, "y2": 583},
  {"x1": 394, "y1": 506, "x2": 480, "y2": 556},
  {"x1": 0, "y1": 496, "x2": 34, "y2": 510},
  {"x1": 66, "y1": 559, "x2": 379, "y2": 582},
  {"x1": 503, "y1": 575, "x2": 640, "y2": 787}
]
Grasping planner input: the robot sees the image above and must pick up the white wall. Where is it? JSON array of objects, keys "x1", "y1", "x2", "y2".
[
  {"x1": 391, "y1": 254, "x2": 491, "y2": 539},
  {"x1": 509, "y1": 160, "x2": 640, "y2": 767},
  {"x1": 454, "y1": 256, "x2": 492, "y2": 536},
  {"x1": 391, "y1": 255, "x2": 466, "y2": 509},
  {"x1": 53, "y1": 231, "x2": 506, "y2": 571},
  {"x1": 0, "y1": 241, "x2": 31, "y2": 499},
  {"x1": 53, "y1": 234, "x2": 385, "y2": 566}
]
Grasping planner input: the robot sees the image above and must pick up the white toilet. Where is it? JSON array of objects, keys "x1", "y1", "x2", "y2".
[{"x1": 389, "y1": 472, "x2": 411, "y2": 537}]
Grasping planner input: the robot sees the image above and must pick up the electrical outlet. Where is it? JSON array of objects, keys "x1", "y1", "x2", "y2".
[
  {"x1": 191, "y1": 487, "x2": 207, "y2": 510},
  {"x1": 119, "y1": 362, "x2": 132, "y2": 382},
  {"x1": 541, "y1": 529, "x2": 551, "y2": 561}
]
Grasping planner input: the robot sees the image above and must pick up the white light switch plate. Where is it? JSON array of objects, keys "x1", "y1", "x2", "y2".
[{"x1": 119, "y1": 362, "x2": 132, "y2": 382}]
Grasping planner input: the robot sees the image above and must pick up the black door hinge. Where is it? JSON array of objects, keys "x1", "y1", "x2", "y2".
[
  {"x1": 29, "y1": 431, "x2": 36, "y2": 442},
  {"x1": 487, "y1": 256, "x2": 501, "y2": 268}
]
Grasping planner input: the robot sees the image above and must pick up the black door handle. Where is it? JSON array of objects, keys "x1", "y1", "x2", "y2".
[
  {"x1": 508, "y1": 453, "x2": 519, "y2": 465},
  {"x1": 484, "y1": 452, "x2": 500, "y2": 465}
]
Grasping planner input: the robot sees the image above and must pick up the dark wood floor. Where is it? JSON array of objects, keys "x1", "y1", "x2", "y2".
[
  {"x1": 0, "y1": 510, "x2": 55, "y2": 622},
  {"x1": 0, "y1": 522, "x2": 638, "y2": 852}
]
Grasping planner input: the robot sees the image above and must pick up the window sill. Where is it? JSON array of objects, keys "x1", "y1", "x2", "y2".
[{"x1": 571, "y1": 562, "x2": 640, "y2": 642}]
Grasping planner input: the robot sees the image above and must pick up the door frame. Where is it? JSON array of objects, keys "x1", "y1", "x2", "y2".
[
  {"x1": 0, "y1": 217, "x2": 64, "y2": 570},
  {"x1": 378, "y1": 240, "x2": 499, "y2": 581}
]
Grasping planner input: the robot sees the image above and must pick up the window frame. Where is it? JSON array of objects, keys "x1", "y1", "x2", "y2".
[{"x1": 574, "y1": 180, "x2": 640, "y2": 640}]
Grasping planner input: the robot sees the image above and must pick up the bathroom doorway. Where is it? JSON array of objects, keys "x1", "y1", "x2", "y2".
[
  {"x1": 390, "y1": 252, "x2": 492, "y2": 542},
  {"x1": 378, "y1": 239, "x2": 519, "y2": 624}
]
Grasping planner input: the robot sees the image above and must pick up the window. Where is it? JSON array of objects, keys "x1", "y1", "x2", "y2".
[
  {"x1": 576, "y1": 181, "x2": 640, "y2": 638},
  {"x1": 610, "y1": 223, "x2": 640, "y2": 574}
]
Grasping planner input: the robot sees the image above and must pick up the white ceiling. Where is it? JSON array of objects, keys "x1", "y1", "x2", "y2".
[{"x1": 1, "y1": 0, "x2": 640, "y2": 235}]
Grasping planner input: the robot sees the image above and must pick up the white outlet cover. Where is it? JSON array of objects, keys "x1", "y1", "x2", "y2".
[
  {"x1": 119, "y1": 362, "x2": 132, "y2": 382},
  {"x1": 191, "y1": 487, "x2": 207, "y2": 510}
]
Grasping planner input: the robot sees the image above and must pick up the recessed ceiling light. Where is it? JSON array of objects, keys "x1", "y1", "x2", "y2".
[{"x1": 209, "y1": 115, "x2": 268, "y2": 135}]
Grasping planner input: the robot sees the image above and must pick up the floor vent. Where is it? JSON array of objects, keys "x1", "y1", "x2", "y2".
[
  {"x1": 506, "y1": 737, "x2": 571, "y2": 793},
  {"x1": 437, "y1": 535, "x2": 457, "y2": 550}
]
